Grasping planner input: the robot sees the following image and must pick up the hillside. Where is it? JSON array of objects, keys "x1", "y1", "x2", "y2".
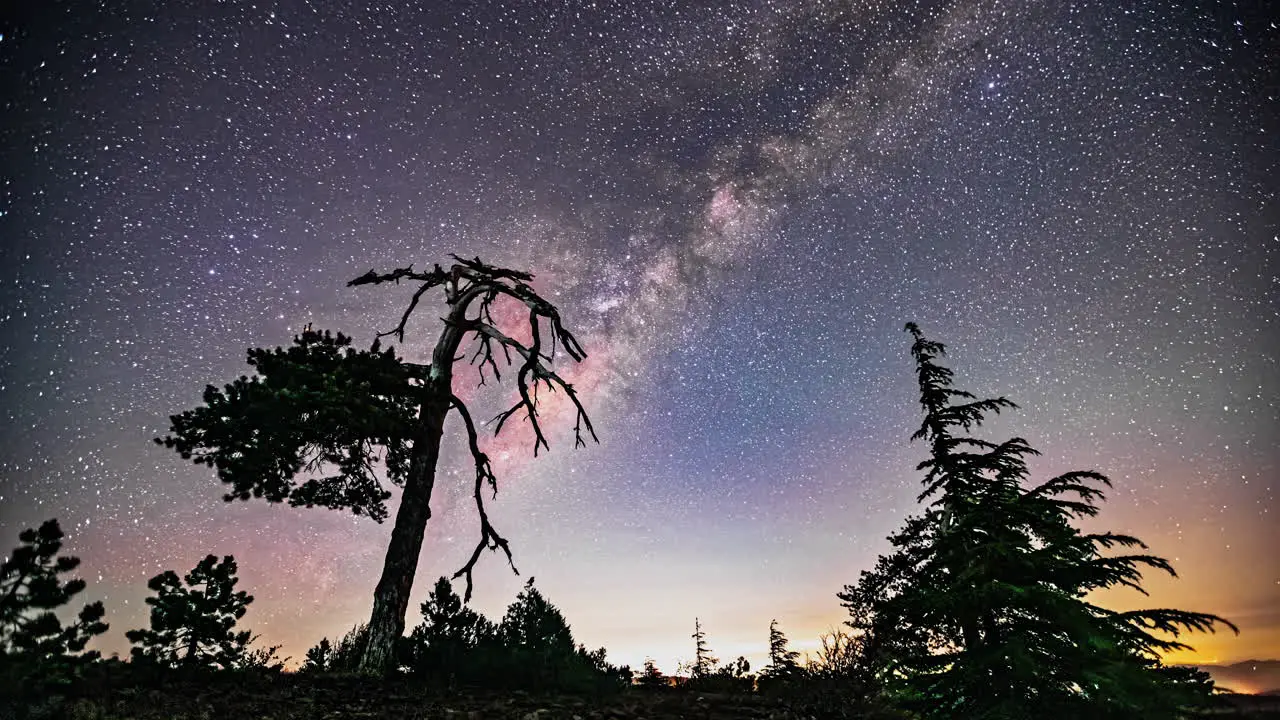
[{"x1": 1197, "y1": 660, "x2": 1280, "y2": 695}]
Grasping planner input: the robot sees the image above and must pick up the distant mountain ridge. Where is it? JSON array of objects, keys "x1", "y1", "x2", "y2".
[{"x1": 1188, "y1": 660, "x2": 1280, "y2": 695}]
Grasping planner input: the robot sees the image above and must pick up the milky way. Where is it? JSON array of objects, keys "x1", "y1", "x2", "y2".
[{"x1": 1, "y1": 1, "x2": 1276, "y2": 672}]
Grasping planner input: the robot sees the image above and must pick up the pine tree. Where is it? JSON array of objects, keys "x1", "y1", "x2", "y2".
[
  {"x1": 499, "y1": 577, "x2": 574, "y2": 652},
  {"x1": 638, "y1": 657, "x2": 666, "y2": 687},
  {"x1": 494, "y1": 577, "x2": 628, "y2": 691},
  {"x1": 765, "y1": 619, "x2": 800, "y2": 677},
  {"x1": 158, "y1": 257, "x2": 598, "y2": 674},
  {"x1": 0, "y1": 519, "x2": 108, "y2": 659},
  {"x1": 689, "y1": 617, "x2": 718, "y2": 679},
  {"x1": 839, "y1": 323, "x2": 1237, "y2": 719},
  {"x1": 405, "y1": 576, "x2": 495, "y2": 681},
  {"x1": 126, "y1": 554, "x2": 256, "y2": 670},
  {"x1": 301, "y1": 637, "x2": 333, "y2": 673},
  {"x1": 330, "y1": 622, "x2": 370, "y2": 672}
]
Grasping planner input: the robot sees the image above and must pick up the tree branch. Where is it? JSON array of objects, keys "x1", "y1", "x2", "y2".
[
  {"x1": 449, "y1": 395, "x2": 517, "y2": 602},
  {"x1": 451, "y1": 316, "x2": 597, "y2": 454},
  {"x1": 348, "y1": 264, "x2": 451, "y2": 342}
]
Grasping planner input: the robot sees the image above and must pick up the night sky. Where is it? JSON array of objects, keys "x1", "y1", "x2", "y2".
[{"x1": 1, "y1": 0, "x2": 1276, "y2": 675}]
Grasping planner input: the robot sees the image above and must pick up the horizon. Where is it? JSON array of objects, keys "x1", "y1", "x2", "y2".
[{"x1": 1, "y1": 0, "x2": 1275, "y2": 686}]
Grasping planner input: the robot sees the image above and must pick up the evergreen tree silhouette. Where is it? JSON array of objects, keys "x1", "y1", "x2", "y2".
[
  {"x1": 126, "y1": 554, "x2": 256, "y2": 670},
  {"x1": 764, "y1": 618, "x2": 799, "y2": 677},
  {"x1": 483, "y1": 577, "x2": 628, "y2": 692},
  {"x1": 839, "y1": 323, "x2": 1237, "y2": 719},
  {"x1": 301, "y1": 636, "x2": 333, "y2": 673},
  {"x1": 157, "y1": 257, "x2": 597, "y2": 674},
  {"x1": 499, "y1": 577, "x2": 575, "y2": 653},
  {"x1": 638, "y1": 657, "x2": 666, "y2": 687},
  {"x1": 330, "y1": 622, "x2": 370, "y2": 672},
  {"x1": 0, "y1": 519, "x2": 108, "y2": 659},
  {"x1": 405, "y1": 576, "x2": 495, "y2": 682},
  {"x1": 689, "y1": 617, "x2": 718, "y2": 679}
]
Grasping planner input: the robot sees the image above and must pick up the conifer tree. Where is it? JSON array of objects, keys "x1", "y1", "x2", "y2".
[
  {"x1": 765, "y1": 619, "x2": 799, "y2": 677},
  {"x1": 301, "y1": 636, "x2": 333, "y2": 673},
  {"x1": 689, "y1": 617, "x2": 718, "y2": 679},
  {"x1": 324, "y1": 622, "x2": 370, "y2": 673},
  {"x1": 0, "y1": 519, "x2": 108, "y2": 659},
  {"x1": 839, "y1": 323, "x2": 1237, "y2": 719},
  {"x1": 493, "y1": 577, "x2": 629, "y2": 691},
  {"x1": 406, "y1": 576, "x2": 495, "y2": 680},
  {"x1": 499, "y1": 577, "x2": 574, "y2": 652},
  {"x1": 638, "y1": 657, "x2": 666, "y2": 687},
  {"x1": 126, "y1": 554, "x2": 256, "y2": 670},
  {"x1": 158, "y1": 256, "x2": 597, "y2": 674}
]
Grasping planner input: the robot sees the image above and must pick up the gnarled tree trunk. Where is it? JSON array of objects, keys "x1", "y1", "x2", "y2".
[
  {"x1": 352, "y1": 258, "x2": 597, "y2": 676},
  {"x1": 358, "y1": 392, "x2": 449, "y2": 674}
]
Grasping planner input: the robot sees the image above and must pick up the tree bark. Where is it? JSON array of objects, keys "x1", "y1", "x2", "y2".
[
  {"x1": 357, "y1": 393, "x2": 449, "y2": 674},
  {"x1": 357, "y1": 288, "x2": 479, "y2": 675}
]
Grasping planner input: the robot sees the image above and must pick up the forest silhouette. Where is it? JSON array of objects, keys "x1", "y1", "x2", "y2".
[{"x1": 0, "y1": 259, "x2": 1260, "y2": 719}]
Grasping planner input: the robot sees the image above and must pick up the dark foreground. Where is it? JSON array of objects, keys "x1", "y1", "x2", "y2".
[
  {"x1": 3, "y1": 670, "x2": 891, "y2": 720},
  {"x1": 5, "y1": 670, "x2": 1279, "y2": 720}
]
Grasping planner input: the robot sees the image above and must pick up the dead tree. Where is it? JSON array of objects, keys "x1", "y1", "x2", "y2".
[
  {"x1": 347, "y1": 255, "x2": 596, "y2": 674},
  {"x1": 158, "y1": 255, "x2": 596, "y2": 676}
]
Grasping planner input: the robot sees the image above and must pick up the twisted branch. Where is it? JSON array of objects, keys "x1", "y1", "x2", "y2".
[
  {"x1": 348, "y1": 264, "x2": 451, "y2": 342},
  {"x1": 449, "y1": 395, "x2": 517, "y2": 602},
  {"x1": 348, "y1": 256, "x2": 598, "y2": 600},
  {"x1": 451, "y1": 316, "x2": 598, "y2": 454}
]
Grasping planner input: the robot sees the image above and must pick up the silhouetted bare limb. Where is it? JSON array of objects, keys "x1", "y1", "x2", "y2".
[
  {"x1": 451, "y1": 316, "x2": 597, "y2": 454},
  {"x1": 348, "y1": 264, "x2": 451, "y2": 342},
  {"x1": 449, "y1": 394, "x2": 516, "y2": 602}
]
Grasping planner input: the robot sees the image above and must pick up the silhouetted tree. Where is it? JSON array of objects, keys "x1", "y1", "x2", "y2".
[
  {"x1": 688, "y1": 617, "x2": 717, "y2": 679},
  {"x1": 238, "y1": 641, "x2": 288, "y2": 673},
  {"x1": 404, "y1": 576, "x2": 495, "y2": 683},
  {"x1": 499, "y1": 577, "x2": 575, "y2": 652},
  {"x1": 764, "y1": 619, "x2": 799, "y2": 677},
  {"x1": 482, "y1": 578, "x2": 629, "y2": 692},
  {"x1": 126, "y1": 554, "x2": 256, "y2": 670},
  {"x1": 839, "y1": 323, "x2": 1238, "y2": 719},
  {"x1": 638, "y1": 657, "x2": 666, "y2": 687},
  {"x1": 158, "y1": 256, "x2": 597, "y2": 674},
  {"x1": 0, "y1": 519, "x2": 108, "y2": 660},
  {"x1": 301, "y1": 637, "x2": 333, "y2": 673},
  {"x1": 329, "y1": 622, "x2": 370, "y2": 673}
]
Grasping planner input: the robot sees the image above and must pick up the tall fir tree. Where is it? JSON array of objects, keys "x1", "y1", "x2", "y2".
[
  {"x1": 838, "y1": 323, "x2": 1237, "y2": 719},
  {"x1": 689, "y1": 617, "x2": 718, "y2": 679},
  {"x1": 126, "y1": 554, "x2": 256, "y2": 670}
]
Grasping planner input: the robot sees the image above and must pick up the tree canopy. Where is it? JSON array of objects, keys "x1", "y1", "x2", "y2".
[
  {"x1": 127, "y1": 554, "x2": 257, "y2": 671},
  {"x1": 0, "y1": 519, "x2": 108, "y2": 660}
]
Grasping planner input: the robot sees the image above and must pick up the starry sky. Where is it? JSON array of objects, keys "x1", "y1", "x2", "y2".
[{"x1": 0, "y1": 0, "x2": 1276, "y2": 675}]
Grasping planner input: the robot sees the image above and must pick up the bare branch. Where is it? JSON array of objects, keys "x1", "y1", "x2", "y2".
[
  {"x1": 450, "y1": 317, "x2": 598, "y2": 454},
  {"x1": 448, "y1": 254, "x2": 533, "y2": 283},
  {"x1": 347, "y1": 265, "x2": 451, "y2": 342},
  {"x1": 347, "y1": 264, "x2": 447, "y2": 288},
  {"x1": 449, "y1": 395, "x2": 517, "y2": 602}
]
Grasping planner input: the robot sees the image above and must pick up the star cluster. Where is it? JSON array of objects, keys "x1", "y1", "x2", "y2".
[{"x1": 0, "y1": 0, "x2": 1276, "y2": 673}]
